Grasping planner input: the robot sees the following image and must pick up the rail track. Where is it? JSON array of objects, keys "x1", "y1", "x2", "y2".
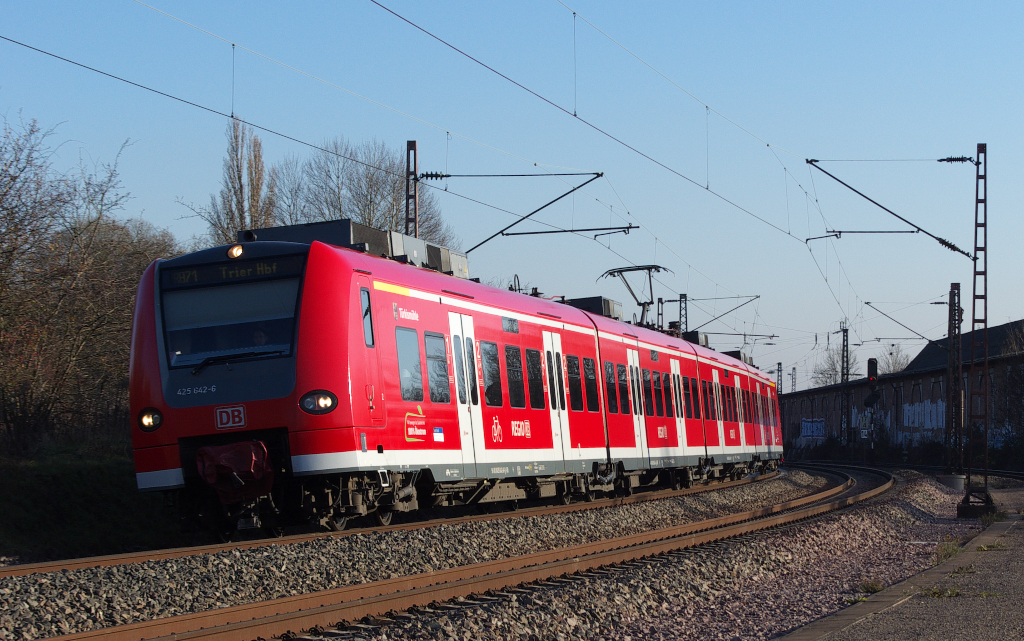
[
  {"x1": 43, "y1": 465, "x2": 891, "y2": 641},
  {"x1": 0, "y1": 470, "x2": 779, "y2": 579}
]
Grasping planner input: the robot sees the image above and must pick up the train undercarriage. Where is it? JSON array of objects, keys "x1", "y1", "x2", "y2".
[{"x1": 174, "y1": 451, "x2": 780, "y2": 541}]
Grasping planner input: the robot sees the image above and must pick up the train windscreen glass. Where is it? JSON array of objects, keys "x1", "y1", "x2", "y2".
[{"x1": 160, "y1": 255, "x2": 304, "y2": 368}]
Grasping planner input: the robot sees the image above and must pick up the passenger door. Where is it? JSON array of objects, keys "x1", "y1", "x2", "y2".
[
  {"x1": 448, "y1": 312, "x2": 484, "y2": 477},
  {"x1": 626, "y1": 347, "x2": 650, "y2": 465},
  {"x1": 669, "y1": 359, "x2": 685, "y2": 448},
  {"x1": 542, "y1": 330, "x2": 570, "y2": 473},
  {"x1": 704, "y1": 367, "x2": 726, "y2": 459},
  {"x1": 356, "y1": 275, "x2": 385, "y2": 426}
]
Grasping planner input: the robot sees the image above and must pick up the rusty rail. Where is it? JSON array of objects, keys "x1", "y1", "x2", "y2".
[{"x1": 50, "y1": 466, "x2": 891, "y2": 641}]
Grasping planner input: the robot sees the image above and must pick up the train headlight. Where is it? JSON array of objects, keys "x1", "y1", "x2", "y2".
[
  {"x1": 300, "y1": 390, "x2": 338, "y2": 415},
  {"x1": 227, "y1": 244, "x2": 244, "y2": 259},
  {"x1": 138, "y1": 408, "x2": 163, "y2": 432}
]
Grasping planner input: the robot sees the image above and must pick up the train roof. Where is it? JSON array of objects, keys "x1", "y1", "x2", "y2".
[{"x1": 325, "y1": 242, "x2": 773, "y2": 385}]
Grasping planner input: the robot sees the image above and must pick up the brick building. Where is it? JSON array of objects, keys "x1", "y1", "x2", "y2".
[{"x1": 780, "y1": 319, "x2": 1024, "y2": 459}]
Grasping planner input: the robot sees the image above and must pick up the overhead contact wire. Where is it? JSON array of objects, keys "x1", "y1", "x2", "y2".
[{"x1": 369, "y1": 0, "x2": 801, "y2": 242}]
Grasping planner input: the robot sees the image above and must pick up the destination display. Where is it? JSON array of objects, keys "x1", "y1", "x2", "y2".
[{"x1": 161, "y1": 254, "x2": 306, "y2": 290}]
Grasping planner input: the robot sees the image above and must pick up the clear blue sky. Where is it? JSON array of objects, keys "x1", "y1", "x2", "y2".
[{"x1": 4, "y1": 1, "x2": 1022, "y2": 389}]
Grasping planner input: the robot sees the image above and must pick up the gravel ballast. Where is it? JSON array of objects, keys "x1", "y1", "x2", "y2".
[
  {"x1": 347, "y1": 470, "x2": 978, "y2": 641},
  {"x1": 0, "y1": 471, "x2": 827, "y2": 640}
]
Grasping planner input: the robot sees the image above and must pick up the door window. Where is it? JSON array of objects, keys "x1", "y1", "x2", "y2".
[
  {"x1": 360, "y1": 288, "x2": 374, "y2": 347},
  {"x1": 452, "y1": 335, "x2": 467, "y2": 405},
  {"x1": 465, "y1": 339, "x2": 479, "y2": 406}
]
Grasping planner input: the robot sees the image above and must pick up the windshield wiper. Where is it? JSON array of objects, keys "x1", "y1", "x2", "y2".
[{"x1": 191, "y1": 350, "x2": 285, "y2": 376}]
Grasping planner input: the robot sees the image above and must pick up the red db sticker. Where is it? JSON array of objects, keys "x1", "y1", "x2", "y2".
[{"x1": 215, "y1": 405, "x2": 246, "y2": 430}]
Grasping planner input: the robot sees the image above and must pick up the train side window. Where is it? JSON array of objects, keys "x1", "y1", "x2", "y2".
[
  {"x1": 480, "y1": 341, "x2": 503, "y2": 407},
  {"x1": 652, "y1": 371, "x2": 664, "y2": 417},
  {"x1": 724, "y1": 386, "x2": 733, "y2": 422},
  {"x1": 565, "y1": 355, "x2": 584, "y2": 411},
  {"x1": 424, "y1": 332, "x2": 451, "y2": 404},
  {"x1": 682, "y1": 376, "x2": 693, "y2": 419},
  {"x1": 604, "y1": 361, "x2": 618, "y2": 414},
  {"x1": 642, "y1": 369, "x2": 655, "y2": 416},
  {"x1": 664, "y1": 373, "x2": 674, "y2": 418},
  {"x1": 465, "y1": 340, "x2": 479, "y2": 406},
  {"x1": 617, "y1": 364, "x2": 630, "y2": 415},
  {"x1": 360, "y1": 288, "x2": 374, "y2": 347},
  {"x1": 395, "y1": 327, "x2": 423, "y2": 402},
  {"x1": 555, "y1": 352, "x2": 566, "y2": 410},
  {"x1": 583, "y1": 357, "x2": 600, "y2": 412},
  {"x1": 730, "y1": 387, "x2": 738, "y2": 422},
  {"x1": 452, "y1": 335, "x2": 467, "y2": 405},
  {"x1": 526, "y1": 349, "x2": 545, "y2": 410},
  {"x1": 505, "y1": 345, "x2": 526, "y2": 409}
]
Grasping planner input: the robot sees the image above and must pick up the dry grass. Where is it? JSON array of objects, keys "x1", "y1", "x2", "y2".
[{"x1": 934, "y1": 540, "x2": 962, "y2": 565}]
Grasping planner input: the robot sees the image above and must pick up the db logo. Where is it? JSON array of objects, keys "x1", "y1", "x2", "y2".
[
  {"x1": 215, "y1": 405, "x2": 246, "y2": 430},
  {"x1": 491, "y1": 416, "x2": 503, "y2": 443}
]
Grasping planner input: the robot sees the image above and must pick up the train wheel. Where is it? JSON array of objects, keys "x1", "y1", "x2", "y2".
[
  {"x1": 584, "y1": 489, "x2": 596, "y2": 502},
  {"x1": 327, "y1": 513, "x2": 348, "y2": 532},
  {"x1": 560, "y1": 490, "x2": 573, "y2": 505},
  {"x1": 671, "y1": 474, "x2": 683, "y2": 491},
  {"x1": 373, "y1": 508, "x2": 393, "y2": 527},
  {"x1": 217, "y1": 523, "x2": 236, "y2": 543}
]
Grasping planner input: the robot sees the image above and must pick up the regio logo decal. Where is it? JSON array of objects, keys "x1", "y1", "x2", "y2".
[{"x1": 215, "y1": 405, "x2": 246, "y2": 430}]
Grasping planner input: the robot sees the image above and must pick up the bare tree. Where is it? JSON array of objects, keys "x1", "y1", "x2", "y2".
[
  {"x1": 1, "y1": 124, "x2": 179, "y2": 453},
  {"x1": 274, "y1": 137, "x2": 460, "y2": 249},
  {"x1": 811, "y1": 345, "x2": 861, "y2": 387},
  {"x1": 302, "y1": 136, "x2": 352, "y2": 222},
  {"x1": 878, "y1": 343, "x2": 911, "y2": 374},
  {"x1": 183, "y1": 119, "x2": 277, "y2": 245},
  {"x1": 273, "y1": 153, "x2": 310, "y2": 226}
]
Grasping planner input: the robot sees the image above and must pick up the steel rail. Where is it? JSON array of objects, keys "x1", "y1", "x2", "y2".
[
  {"x1": 0, "y1": 471, "x2": 779, "y2": 579},
  {"x1": 49, "y1": 467, "x2": 891, "y2": 641}
]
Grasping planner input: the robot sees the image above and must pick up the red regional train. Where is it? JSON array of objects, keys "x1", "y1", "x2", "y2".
[{"x1": 130, "y1": 221, "x2": 782, "y2": 536}]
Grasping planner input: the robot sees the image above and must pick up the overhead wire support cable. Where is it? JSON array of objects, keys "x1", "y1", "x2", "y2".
[
  {"x1": 502, "y1": 224, "x2": 636, "y2": 237},
  {"x1": 0, "y1": 34, "x2": 548, "y2": 233},
  {"x1": 691, "y1": 296, "x2": 760, "y2": 332},
  {"x1": 805, "y1": 229, "x2": 919, "y2": 243},
  {"x1": 3, "y1": 32, "x2": 771, "y2": 332},
  {"x1": 864, "y1": 302, "x2": 942, "y2": 349},
  {"x1": 465, "y1": 173, "x2": 603, "y2": 253},
  {"x1": 370, "y1": 0, "x2": 801, "y2": 241},
  {"x1": 420, "y1": 172, "x2": 597, "y2": 179},
  {"x1": 805, "y1": 159, "x2": 973, "y2": 260}
]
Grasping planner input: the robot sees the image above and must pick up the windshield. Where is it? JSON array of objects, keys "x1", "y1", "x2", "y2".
[{"x1": 162, "y1": 277, "x2": 301, "y2": 368}]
